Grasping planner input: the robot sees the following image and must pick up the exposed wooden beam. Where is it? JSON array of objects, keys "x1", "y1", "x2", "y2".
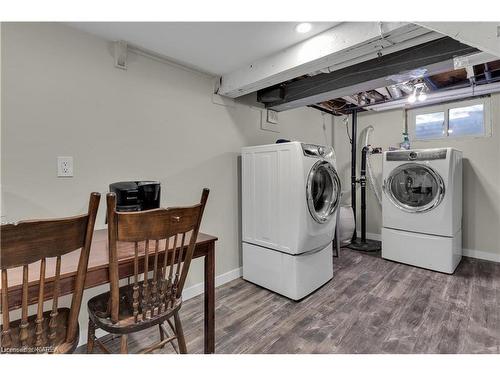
[
  {"x1": 259, "y1": 37, "x2": 478, "y2": 111},
  {"x1": 342, "y1": 96, "x2": 359, "y2": 106},
  {"x1": 374, "y1": 87, "x2": 391, "y2": 99},
  {"x1": 218, "y1": 22, "x2": 443, "y2": 98},
  {"x1": 308, "y1": 105, "x2": 337, "y2": 116}
]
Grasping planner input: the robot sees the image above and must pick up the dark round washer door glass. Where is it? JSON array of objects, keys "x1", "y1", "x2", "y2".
[
  {"x1": 389, "y1": 164, "x2": 441, "y2": 209},
  {"x1": 307, "y1": 161, "x2": 340, "y2": 223}
]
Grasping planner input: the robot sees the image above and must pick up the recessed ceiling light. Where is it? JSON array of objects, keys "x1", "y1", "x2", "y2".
[{"x1": 295, "y1": 23, "x2": 312, "y2": 34}]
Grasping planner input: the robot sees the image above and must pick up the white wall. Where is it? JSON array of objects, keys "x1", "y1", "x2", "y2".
[
  {"x1": 1, "y1": 22, "x2": 333, "y2": 343},
  {"x1": 333, "y1": 95, "x2": 500, "y2": 262}
]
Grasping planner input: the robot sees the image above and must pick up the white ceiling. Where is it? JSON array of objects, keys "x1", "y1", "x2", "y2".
[{"x1": 67, "y1": 22, "x2": 339, "y2": 75}]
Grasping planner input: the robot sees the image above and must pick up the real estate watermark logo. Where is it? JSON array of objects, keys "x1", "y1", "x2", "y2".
[{"x1": 1, "y1": 345, "x2": 55, "y2": 354}]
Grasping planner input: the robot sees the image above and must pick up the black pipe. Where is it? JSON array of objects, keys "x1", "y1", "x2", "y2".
[
  {"x1": 360, "y1": 146, "x2": 382, "y2": 242},
  {"x1": 361, "y1": 146, "x2": 382, "y2": 243},
  {"x1": 348, "y1": 143, "x2": 382, "y2": 252},
  {"x1": 360, "y1": 146, "x2": 368, "y2": 242},
  {"x1": 351, "y1": 109, "x2": 357, "y2": 241}
]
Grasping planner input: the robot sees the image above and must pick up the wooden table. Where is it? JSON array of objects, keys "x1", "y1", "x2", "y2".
[{"x1": 2, "y1": 229, "x2": 218, "y2": 354}]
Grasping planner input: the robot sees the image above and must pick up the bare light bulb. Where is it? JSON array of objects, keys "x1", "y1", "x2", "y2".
[
  {"x1": 295, "y1": 23, "x2": 312, "y2": 33},
  {"x1": 408, "y1": 86, "x2": 418, "y2": 104}
]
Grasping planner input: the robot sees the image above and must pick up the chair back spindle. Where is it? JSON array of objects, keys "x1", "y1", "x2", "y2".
[
  {"x1": 151, "y1": 240, "x2": 160, "y2": 315},
  {"x1": 34, "y1": 257, "x2": 47, "y2": 347},
  {"x1": 2, "y1": 269, "x2": 12, "y2": 348},
  {"x1": 49, "y1": 255, "x2": 62, "y2": 343}
]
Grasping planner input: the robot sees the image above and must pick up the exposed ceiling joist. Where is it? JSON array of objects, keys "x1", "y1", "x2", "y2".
[
  {"x1": 342, "y1": 96, "x2": 359, "y2": 105},
  {"x1": 366, "y1": 81, "x2": 500, "y2": 111},
  {"x1": 258, "y1": 37, "x2": 478, "y2": 111},
  {"x1": 217, "y1": 22, "x2": 443, "y2": 98},
  {"x1": 416, "y1": 22, "x2": 500, "y2": 58},
  {"x1": 374, "y1": 87, "x2": 391, "y2": 99},
  {"x1": 453, "y1": 51, "x2": 499, "y2": 70}
]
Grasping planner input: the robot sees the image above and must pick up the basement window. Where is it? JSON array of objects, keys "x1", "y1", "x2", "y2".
[{"x1": 407, "y1": 97, "x2": 491, "y2": 141}]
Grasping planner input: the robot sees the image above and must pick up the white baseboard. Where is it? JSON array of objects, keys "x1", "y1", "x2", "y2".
[
  {"x1": 352, "y1": 228, "x2": 382, "y2": 242},
  {"x1": 78, "y1": 267, "x2": 243, "y2": 347},
  {"x1": 358, "y1": 230, "x2": 499, "y2": 263},
  {"x1": 462, "y1": 248, "x2": 500, "y2": 263},
  {"x1": 364, "y1": 232, "x2": 382, "y2": 241},
  {"x1": 182, "y1": 267, "x2": 242, "y2": 300}
]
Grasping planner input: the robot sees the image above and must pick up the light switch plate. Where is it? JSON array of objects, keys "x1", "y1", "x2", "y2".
[
  {"x1": 266, "y1": 109, "x2": 278, "y2": 124},
  {"x1": 57, "y1": 156, "x2": 73, "y2": 177},
  {"x1": 261, "y1": 110, "x2": 281, "y2": 133}
]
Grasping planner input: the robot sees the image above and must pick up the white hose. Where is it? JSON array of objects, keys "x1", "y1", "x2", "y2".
[
  {"x1": 330, "y1": 147, "x2": 337, "y2": 165},
  {"x1": 362, "y1": 126, "x2": 382, "y2": 207},
  {"x1": 363, "y1": 126, "x2": 373, "y2": 152},
  {"x1": 367, "y1": 152, "x2": 382, "y2": 207}
]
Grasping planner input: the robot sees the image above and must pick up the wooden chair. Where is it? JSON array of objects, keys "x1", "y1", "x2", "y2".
[
  {"x1": 0, "y1": 192, "x2": 101, "y2": 354},
  {"x1": 86, "y1": 188, "x2": 209, "y2": 354}
]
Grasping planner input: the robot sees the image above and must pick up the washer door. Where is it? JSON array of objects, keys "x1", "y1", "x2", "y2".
[
  {"x1": 306, "y1": 161, "x2": 341, "y2": 223},
  {"x1": 384, "y1": 163, "x2": 445, "y2": 213}
]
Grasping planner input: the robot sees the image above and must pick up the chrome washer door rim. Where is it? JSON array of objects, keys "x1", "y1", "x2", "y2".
[
  {"x1": 306, "y1": 160, "x2": 341, "y2": 223},
  {"x1": 384, "y1": 162, "x2": 445, "y2": 213}
]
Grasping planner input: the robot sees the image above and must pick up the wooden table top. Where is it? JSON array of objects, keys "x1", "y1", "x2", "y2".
[{"x1": 1, "y1": 229, "x2": 218, "y2": 290}]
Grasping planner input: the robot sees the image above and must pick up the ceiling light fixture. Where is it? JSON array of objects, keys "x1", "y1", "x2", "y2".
[
  {"x1": 418, "y1": 85, "x2": 428, "y2": 102},
  {"x1": 295, "y1": 23, "x2": 312, "y2": 34},
  {"x1": 408, "y1": 87, "x2": 417, "y2": 104}
]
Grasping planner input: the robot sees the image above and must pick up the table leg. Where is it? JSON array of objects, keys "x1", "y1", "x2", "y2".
[{"x1": 204, "y1": 243, "x2": 215, "y2": 353}]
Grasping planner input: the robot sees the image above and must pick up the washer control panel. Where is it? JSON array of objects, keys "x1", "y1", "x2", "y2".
[
  {"x1": 386, "y1": 148, "x2": 447, "y2": 161},
  {"x1": 301, "y1": 143, "x2": 333, "y2": 159}
]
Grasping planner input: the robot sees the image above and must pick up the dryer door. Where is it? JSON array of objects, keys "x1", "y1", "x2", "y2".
[
  {"x1": 384, "y1": 163, "x2": 445, "y2": 213},
  {"x1": 306, "y1": 161, "x2": 341, "y2": 223}
]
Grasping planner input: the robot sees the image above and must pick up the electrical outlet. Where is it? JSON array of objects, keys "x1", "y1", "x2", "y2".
[{"x1": 57, "y1": 156, "x2": 74, "y2": 177}]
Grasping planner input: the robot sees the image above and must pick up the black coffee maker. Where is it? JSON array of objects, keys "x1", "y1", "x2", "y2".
[{"x1": 109, "y1": 181, "x2": 161, "y2": 212}]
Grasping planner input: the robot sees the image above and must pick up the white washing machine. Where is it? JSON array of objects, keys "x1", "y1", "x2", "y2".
[
  {"x1": 382, "y1": 148, "x2": 462, "y2": 273},
  {"x1": 241, "y1": 141, "x2": 341, "y2": 300}
]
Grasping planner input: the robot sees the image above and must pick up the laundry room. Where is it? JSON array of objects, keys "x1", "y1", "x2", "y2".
[
  {"x1": 332, "y1": 95, "x2": 500, "y2": 265},
  {"x1": 1, "y1": 2, "x2": 500, "y2": 371}
]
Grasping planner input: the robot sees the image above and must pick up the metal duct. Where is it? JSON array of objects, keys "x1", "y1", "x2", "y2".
[
  {"x1": 484, "y1": 63, "x2": 492, "y2": 82},
  {"x1": 358, "y1": 93, "x2": 369, "y2": 106},
  {"x1": 387, "y1": 85, "x2": 403, "y2": 99},
  {"x1": 398, "y1": 82, "x2": 414, "y2": 94}
]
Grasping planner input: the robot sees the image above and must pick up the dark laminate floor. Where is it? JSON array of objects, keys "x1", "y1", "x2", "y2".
[{"x1": 76, "y1": 249, "x2": 500, "y2": 354}]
